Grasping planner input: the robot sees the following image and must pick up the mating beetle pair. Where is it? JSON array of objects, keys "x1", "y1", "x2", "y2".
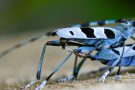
[{"x1": 1, "y1": 18, "x2": 135, "y2": 90}]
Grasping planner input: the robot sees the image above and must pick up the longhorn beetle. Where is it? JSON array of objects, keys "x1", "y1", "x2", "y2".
[
  {"x1": 0, "y1": 19, "x2": 135, "y2": 90},
  {"x1": 36, "y1": 19, "x2": 135, "y2": 90}
]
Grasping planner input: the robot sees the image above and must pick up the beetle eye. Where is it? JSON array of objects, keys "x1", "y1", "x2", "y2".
[
  {"x1": 124, "y1": 27, "x2": 127, "y2": 30},
  {"x1": 69, "y1": 31, "x2": 74, "y2": 35},
  {"x1": 132, "y1": 21, "x2": 135, "y2": 27}
]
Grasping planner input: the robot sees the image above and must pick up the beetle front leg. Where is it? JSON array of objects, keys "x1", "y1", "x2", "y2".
[{"x1": 35, "y1": 52, "x2": 73, "y2": 90}]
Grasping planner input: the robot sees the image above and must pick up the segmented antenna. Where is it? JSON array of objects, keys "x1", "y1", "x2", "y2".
[
  {"x1": 0, "y1": 18, "x2": 132, "y2": 58},
  {"x1": 0, "y1": 34, "x2": 47, "y2": 58}
]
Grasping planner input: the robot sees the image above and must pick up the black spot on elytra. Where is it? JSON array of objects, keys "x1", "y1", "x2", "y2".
[
  {"x1": 69, "y1": 31, "x2": 74, "y2": 35},
  {"x1": 132, "y1": 45, "x2": 135, "y2": 50},
  {"x1": 80, "y1": 28, "x2": 96, "y2": 38},
  {"x1": 104, "y1": 29, "x2": 115, "y2": 39},
  {"x1": 112, "y1": 49, "x2": 120, "y2": 55},
  {"x1": 98, "y1": 20, "x2": 105, "y2": 26}
]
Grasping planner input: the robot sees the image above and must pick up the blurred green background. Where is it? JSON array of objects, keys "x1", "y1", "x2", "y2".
[{"x1": 0, "y1": 0, "x2": 135, "y2": 35}]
